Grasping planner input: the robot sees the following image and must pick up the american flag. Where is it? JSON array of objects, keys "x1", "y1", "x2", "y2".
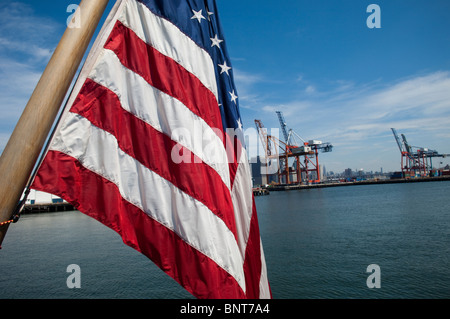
[{"x1": 31, "y1": 0, "x2": 271, "y2": 299}]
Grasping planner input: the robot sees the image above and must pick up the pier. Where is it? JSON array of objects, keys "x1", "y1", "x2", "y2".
[
  {"x1": 23, "y1": 202, "x2": 75, "y2": 213},
  {"x1": 253, "y1": 187, "x2": 270, "y2": 196},
  {"x1": 267, "y1": 175, "x2": 450, "y2": 192}
]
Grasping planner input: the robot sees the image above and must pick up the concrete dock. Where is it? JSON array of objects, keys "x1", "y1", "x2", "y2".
[{"x1": 267, "y1": 175, "x2": 450, "y2": 192}]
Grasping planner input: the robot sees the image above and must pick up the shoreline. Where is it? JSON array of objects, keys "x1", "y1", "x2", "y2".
[
  {"x1": 21, "y1": 176, "x2": 450, "y2": 211},
  {"x1": 22, "y1": 202, "x2": 75, "y2": 214},
  {"x1": 266, "y1": 175, "x2": 450, "y2": 192}
]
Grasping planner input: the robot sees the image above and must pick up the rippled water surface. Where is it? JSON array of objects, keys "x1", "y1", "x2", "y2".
[
  {"x1": 258, "y1": 181, "x2": 450, "y2": 298},
  {"x1": 1, "y1": 181, "x2": 449, "y2": 299}
]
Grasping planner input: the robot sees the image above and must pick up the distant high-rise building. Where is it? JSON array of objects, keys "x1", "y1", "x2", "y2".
[
  {"x1": 250, "y1": 156, "x2": 264, "y2": 186},
  {"x1": 320, "y1": 165, "x2": 327, "y2": 181},
  {"x1": 250, "y1": 156, "x2": 277, "y2": 186},
  {"x1": 344, "y1": 168, "x2": 353, "y2": 177}
]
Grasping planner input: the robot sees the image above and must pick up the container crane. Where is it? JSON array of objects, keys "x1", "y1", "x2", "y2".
[
  {"x1": 255, "y1": 119, "x2": 284, "y2": 182},
  {"x1": 255, "y1": 119, "x2": 271, "y2": 158},
  {"x1": 391, "y1": 128, "x2": 404, "y2": 154},
  {"x1": 391, "y1": 128, "x2": 450, "y2": 177},
  {"x1": 391, "y1": 128, "x2": 414, "y2": 176},
  {"x1": 391, "y1": 128, "x2": 428, "y2": 176},
  {"x1": 255, "y1": 118, "x2": 304, "y2": 184},
  {"x1": 276, "y1": 111, "x2": 289, "y2": 144},
  {"x1": 275, "y1": 111, "x2": 333, "y2": 184}
]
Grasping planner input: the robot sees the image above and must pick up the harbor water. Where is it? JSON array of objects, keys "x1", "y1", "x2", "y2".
[{"x1": 1, "y1": 181, "x2": 449, "y2": 299}]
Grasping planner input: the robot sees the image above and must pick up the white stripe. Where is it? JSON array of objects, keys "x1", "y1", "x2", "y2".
[
  {"x1": 230, "y1": 153, "x2": 254, "y2": 257},
  {"x1": 88, "y1": 49, "x2": 231, "y2": 189},
  {"x1": 49, "y1": 112, "x2": 246, "y2": 291},
  {"x1": 232, "y1": 145, "x2": 271, "y2": 297},
  {"x1": 259, "y1": 241, "x2": 271, "y2": 298},
  {"x1": 119, "y1": 0, "x2": 218, "y2": 100},
  {"x1": 44, "y1": 0, "x2": 127, "y2": 158}
]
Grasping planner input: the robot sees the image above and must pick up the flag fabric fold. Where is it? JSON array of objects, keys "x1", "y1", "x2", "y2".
[{"x1": 32, "y1": 0, "x2": 271, "y2": 299}]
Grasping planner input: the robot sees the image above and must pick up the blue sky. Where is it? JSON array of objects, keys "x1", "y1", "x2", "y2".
[{"x1": 1, "y1": 0, "x2": 450, "y2": 173}]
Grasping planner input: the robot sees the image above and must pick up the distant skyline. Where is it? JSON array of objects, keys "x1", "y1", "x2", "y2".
[{"x1": 1, "y1": 0, "x2": 450, "y2": 173}]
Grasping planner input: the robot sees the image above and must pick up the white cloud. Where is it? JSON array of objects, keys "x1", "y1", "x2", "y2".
[
  {"x1": 265, "y1": 71, "x2": 450, "y2": 140},
  {"x1": 233, "y1": 68, "x2": 268, "y2": 109},
  {"x1": 358, "y1": 72, "x2": 450, "y2": 118},
  {"x1": 233, "y1": 68, "x2": 264, "y2": 85},
  {"x1": 0, "y1": 37, "x2": 53, "y2": 61},
  {"x1": 0, "y1": 2, "x2": 60, "y2": 42},
  {"x1": 305, "y1": 85, "x2": 316, "y2": 94},
  {"x1": 253, "y1": 70, "x2": 450, "y2": 171},
  {"x1": 0, "y1": 3, "x2": 59, "y2": 64},
  {"x1": 0, "y1": 58, "x2": 42, "y2": 118},
  {"x1": 0, "y1": 2, "x2": 62, "y2": 154}
]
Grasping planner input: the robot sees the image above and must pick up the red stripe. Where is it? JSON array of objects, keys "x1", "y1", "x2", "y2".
[
  {"x1": 104, "y1": 20, "x2": 243, "y2": 191},
  {"x1": 104, "y1": 20, "x2": 222, "y2": 133},
  {"x1": 31, "y1": 151, "x2": 246, "y2": 299},
  {"x1": 243, "y1": 197, "x2": 266, "y2": 298},
  {"x1": 70, "y1": 78, "x2": 238, "y2": 239},
  {"x1": 225, "y1": 131, "x2": 268, "y2": 297}
]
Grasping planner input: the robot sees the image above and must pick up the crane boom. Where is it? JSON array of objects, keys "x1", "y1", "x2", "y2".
[
  {"x1": 276, "y1": 111, "x2": 289, "y2": 143},
  {"x1": 289, "y1": 129, "x2": 306, "y2": 144},
  {"x1": 391, "y1": 128, "x2": 404, "y2": 152},
  {"x1": 401, "y1": 134, "x2": 412, "y2": 154},
  {"x1": 255, "y1": 119, "x2": 272, "y2": 157}
]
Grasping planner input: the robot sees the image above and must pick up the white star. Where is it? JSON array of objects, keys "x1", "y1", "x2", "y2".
[
  {"x1": 207, "y1": 11, "x2": 214, "y2": 20},
  {"x1": 218, "y1": 61, "x2": 232, "y2": 75},
  {"x1": 229, "y1": 90, "x2": 238, "y2": 104},
  {"x1": 191, "y1": 9, "x2": 206, "y2": 23},
  {"x1": 237, "y1": 118, "x2": 243, "y2": 130},
  {"x1": 210, "y1": 34, "x2": 223, "y2": 48}
]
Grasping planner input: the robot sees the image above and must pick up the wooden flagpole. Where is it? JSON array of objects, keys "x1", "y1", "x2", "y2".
[{"x1": 0, "y1": 0, "x2": 110, "y2": 247}]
